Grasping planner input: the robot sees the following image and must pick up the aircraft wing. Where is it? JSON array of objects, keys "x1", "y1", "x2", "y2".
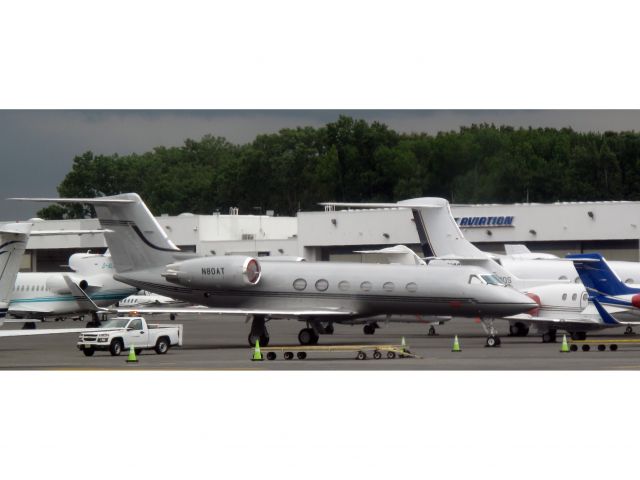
[
  {"x1": 0, "y1": 327, "x2": 110, "y2": 337},
  {"x1": 504, "y1": 313, "x2": 640, "y2": 327},
  {"x1": 64, "y1": 276, "x2": 358, "y2": 318},
  {"x1": 108, "y1": 307, "x2": 358, "y2": 318}
]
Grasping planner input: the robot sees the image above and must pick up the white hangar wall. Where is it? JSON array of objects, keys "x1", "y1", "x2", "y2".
[
  {"x1": 297, "y1": 201, "x2": 640, "y2": 262},
  {"x1": 9, "y1": 200, "x2": 640, "y2": 271}
]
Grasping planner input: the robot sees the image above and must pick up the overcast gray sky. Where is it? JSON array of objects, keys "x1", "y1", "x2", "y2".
[{"x1": 2, "y1": 110, "x2": 640, "y2": 220}]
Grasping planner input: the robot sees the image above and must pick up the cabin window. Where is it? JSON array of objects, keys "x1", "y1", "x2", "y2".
[
  {"x1": 360, "y1": 281, "x2": 372, "y2": 292},
  {"x1": 625, "y1": 278, "x2": 634, "y2": 284},
  {"x1": 558, "y1": 275, "x2": 568, "y2": 281},
  {"x1": 481, "y1": 274, "x2": 504, "y2": 286},
  {"x1": 468, "y1": 275, "x2": 482, "y2": 285},
  {"x1": 406, "y1": 282, "x2": 417, "y2": 293},
  {"x1": 572, "y1": 293, "x2": 577, "y2": 301},
  {"x1": 383, "y1": 282, "x2": 395, "y2": 292},
  {"x1": 315, "y1": 279, "x2": 329, "y2": 292},
  {"x1": 562, "y1": 293, "x2": 567, "y2": 301},
  {"x1": 292, "y1": 278, "x2": 307, "y2": 291},
  {"x1": 338, "y1": 281, "x2": 350, "y2": 291}
]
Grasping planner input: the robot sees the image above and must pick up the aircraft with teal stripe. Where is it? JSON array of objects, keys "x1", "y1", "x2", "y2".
[{"x1": 8, "y1": 251, "x2": 137, "y2": 326}]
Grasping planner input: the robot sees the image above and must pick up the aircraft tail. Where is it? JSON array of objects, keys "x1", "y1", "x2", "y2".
[
  {"x1": 567, "y1": 253, "x2": 637, "y2": 297},
  {"x1": 13, "y1": 194, "x2": 190, "y2": 273},
  {"x1": 323, "y1": 197, "x2": 516, "y2": 282},
  {"x1": 0, "y1": 223, "x2": 31, "y2": 312}
]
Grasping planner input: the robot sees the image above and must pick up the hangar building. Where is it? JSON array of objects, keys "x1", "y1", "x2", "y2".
[{"x1": 12, "y1": 200, "x2": 640, "y2": 272}]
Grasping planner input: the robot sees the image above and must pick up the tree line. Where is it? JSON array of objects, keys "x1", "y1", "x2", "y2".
[{"x1": 38, "y1": 115, "x2": 640, "y2": 219}]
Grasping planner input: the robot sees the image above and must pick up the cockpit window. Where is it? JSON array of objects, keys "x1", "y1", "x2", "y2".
[{"x1": 481, "y1": 274, "x2": 505, "y2": 286}]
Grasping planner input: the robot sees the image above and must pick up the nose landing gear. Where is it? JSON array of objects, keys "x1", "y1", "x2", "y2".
[{"x1": 248, "y1": 315, "x2": 270, "y2": 347}]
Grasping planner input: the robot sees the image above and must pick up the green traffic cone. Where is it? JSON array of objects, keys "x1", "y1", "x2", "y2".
[
  {"x1": 401, "y1": 336, "x2": 408, "y2": 353},
  {"x1": 560, "y1": 334, "x2": 570, "y2": 353},
  {"x1": 452, "y1": 335, "x2": 461, "y2": 352},
  {"x1": 252, "y1": 338, "x2": 263, "y2": 361},
  {"x1": 126, "y1": 345, "x2": 138, "y2": 363}
]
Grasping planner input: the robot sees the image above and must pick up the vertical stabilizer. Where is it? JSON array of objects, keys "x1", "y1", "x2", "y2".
[
  {"x1": 568, "y1": 253, "x2": 635, "y2": 297},
  {"x1": 0, "y1": 223, "x2": 31, "y2": 314},
  {"x1": 12, "y1": 194, "x2": 188, "y2": 273}
]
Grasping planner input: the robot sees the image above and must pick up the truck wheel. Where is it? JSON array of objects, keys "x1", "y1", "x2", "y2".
[
  {"x1": 109, "y1": 339, "x2": 123, "y2": 356},
  {"x1": 82, "y1": 347, "x2": 95, "y2": 357},
  {"x1": 155, "y1": 337, "x2": 170, "y2": 354},
  {"x1": 135, "y1": 348, "x2": 143, "y2": 355}
]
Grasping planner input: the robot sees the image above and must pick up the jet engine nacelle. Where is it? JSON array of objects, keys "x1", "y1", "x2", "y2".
[
  {"x1": 162, "y1": 256, "x2": 261, "y2": 289},
  {"x1": 45, "y1": 274, "x2": 91, "y2": 294}
]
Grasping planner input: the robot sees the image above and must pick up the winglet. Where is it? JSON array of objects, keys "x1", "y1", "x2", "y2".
[
  {"x1": 592, "y1": 298, "x2": 621, "y2": 325},
  {"x1": 61, "y1": 275, "x2": 111, "y2": 313}
]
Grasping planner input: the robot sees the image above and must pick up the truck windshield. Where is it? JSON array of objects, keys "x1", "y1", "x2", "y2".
[{"x1": 100, "y1": 319, "x2": 130, "y2": 329}]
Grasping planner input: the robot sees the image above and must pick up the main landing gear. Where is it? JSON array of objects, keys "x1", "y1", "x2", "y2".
[
  {"x1": 570, "y1": 331, "x2": 587, "y2": 341},
  {"x1": 541, "y1": 330, "x2": 557, "y2": 343},
  {"x1": 509, "y1": 322, "x2": 530, "y2": 337},
  {"x1": 480, "y1": 318, "x2": 501, "y2": 347},
  {"x1": 248, "y1": 315, "x2": 270, "y2": 347},
  {"x1": 86, "y1": 312, "x2": 102, "y2": 328},
  {"x1": 625, "y1": 326, "x2": 635, "y2": 335},
  {"x1": 428, "y1": 326, "x2": 437, "y2": 336},
  {"x1": 298, "y1": 328, "x2": 319, "y2": 345},
  {"x1": 363, "y1": 323, "x2": 379, "y2": 335}
]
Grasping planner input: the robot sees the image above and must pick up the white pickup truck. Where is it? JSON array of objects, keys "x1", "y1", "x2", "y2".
[{"x1": 77, "y1": 317, "x2": 183, "y2": 357}]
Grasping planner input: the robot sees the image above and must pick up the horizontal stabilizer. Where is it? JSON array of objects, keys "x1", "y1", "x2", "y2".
[
  {"x1": 31, "y1": 229, "x2": 113, "y2": 236},
  {"x1": 10, "y1": 197, "x2": 135, "y2": 204}
]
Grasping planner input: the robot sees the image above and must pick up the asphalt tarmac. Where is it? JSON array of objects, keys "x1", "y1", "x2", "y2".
[{"x1": 1, "y1": 314, "x2": 640, "y2": 370}]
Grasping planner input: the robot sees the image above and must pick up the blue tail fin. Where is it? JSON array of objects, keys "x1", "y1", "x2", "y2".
[
  {"x1": 591, "y1": 298, "x2": 621, "y2": 325},
  {"x1": 567, "y1": 253, "x2": 637, "y2": 296}
]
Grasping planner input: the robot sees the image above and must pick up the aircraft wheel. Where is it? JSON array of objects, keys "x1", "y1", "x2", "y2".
[
  {"x1": 610, "y1": 344, "x2": 618, "y2": 351},
  {"x1": 21, "y1": 322, "x2": 37, "y2": 330},
  {"x1": 298, "y1": 328, "x2": 318, "y2": 345},
  {"x1": 428, "y1": 326, "x2": 436, "y2": 336},
  {"x1": 248, "y1": 333, "x2": 270, "y2": 347},
  {"x1": 363, "y1": 324, "x2": 376, "y2": 335},
  {"x1": 324, "y1": 324, "x2": 334, "y2": 335},
  {"x1": 170, "y1": 314, "x2": 176, "y2": 321},
  {"x1": 486, "y1": 336, "x2": 500, "y2": 347},
  {"x1": 625, "y1": 326, "x2": 634, "y2": 335},
  {"x1": 571, "y1": 332, "x2": 587, "y2": 341}
]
